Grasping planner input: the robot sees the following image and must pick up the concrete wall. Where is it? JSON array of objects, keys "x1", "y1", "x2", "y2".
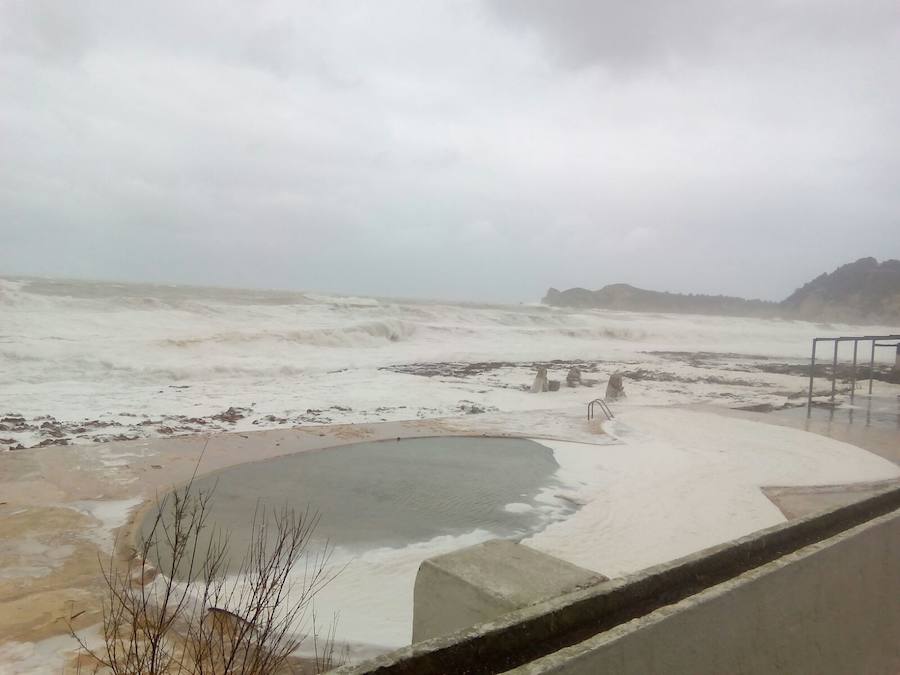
[{"x1": 512, "y1": 507, "x2": 900, "y2": 675}]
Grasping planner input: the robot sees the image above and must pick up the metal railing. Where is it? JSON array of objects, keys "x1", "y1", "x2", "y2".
[
  {"x1": 806, "y1": 334, "x2": 900, "y2": 415},
  {"x1": 587, "y1": 398, "x2": 614, "y2": 421}
]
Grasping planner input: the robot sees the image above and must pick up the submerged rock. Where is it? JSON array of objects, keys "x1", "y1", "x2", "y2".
[
  {"x1": 212, "y1": 407, "x2": 249, "y2": 423},
  {"x1": 457, "y1": 400, "x2": 485, "y2": 414},
  {"x1": 605, "y1": 373, "x2": 626, "y2": 401}
]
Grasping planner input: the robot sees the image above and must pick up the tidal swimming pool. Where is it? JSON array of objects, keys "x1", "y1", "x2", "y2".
[{"x1": 142, "y1": 436, "x2": 575, "y2": 576}]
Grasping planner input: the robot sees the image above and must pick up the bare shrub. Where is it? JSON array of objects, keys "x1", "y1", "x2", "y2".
[{"x1": 71, "y1": 463, "x2": 342, "y2": 674}]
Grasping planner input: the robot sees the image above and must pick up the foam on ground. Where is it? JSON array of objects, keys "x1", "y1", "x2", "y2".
[{"x1": 525, "y1": 408, "x2": 900, "y2": 576}]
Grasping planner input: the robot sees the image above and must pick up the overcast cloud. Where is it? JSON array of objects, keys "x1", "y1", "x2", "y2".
[{"x1": 2, "y1": 1, "x2": 899, "y2": 301}]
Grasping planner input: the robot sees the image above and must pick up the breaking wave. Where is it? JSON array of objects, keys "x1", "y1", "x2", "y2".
[
  {"x1": 161, "y1": 320, "x2": 418, "y2": 349},
  {"x1": 6, "y1": 274, "x2": 895, "y2": 425}
]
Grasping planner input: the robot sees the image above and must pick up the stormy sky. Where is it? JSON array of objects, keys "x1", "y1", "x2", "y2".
[{"x1": 2, "y1": 1, "x2": 899, "y2": 302}]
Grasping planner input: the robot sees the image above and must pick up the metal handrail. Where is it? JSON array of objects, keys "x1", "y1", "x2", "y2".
[
  {"x1": 806, "y1": 333, "x2": 900, "y2": 415},
  {"x1": 587, "y1": 398, "x2": 614, "y2": 421}
]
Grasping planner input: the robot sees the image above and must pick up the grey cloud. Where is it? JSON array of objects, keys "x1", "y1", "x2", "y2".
[
  {"x1": 486, "y1": 0, "x2": 900, "y2": 71},
  {"x1": 1, "y1": 1, "x2": 898, "y2": 302},
  {"x1": 1, "y1": 1, "x2": 94, "y2": 65}
]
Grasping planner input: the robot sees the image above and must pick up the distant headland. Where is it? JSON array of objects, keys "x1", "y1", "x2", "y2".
[{"x1": 543, "y1": 257, "x2": 900, "y2": 323}]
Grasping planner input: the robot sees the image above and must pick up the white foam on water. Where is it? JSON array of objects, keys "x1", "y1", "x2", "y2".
[
  {"x1": 3, "y1": 275, "x2": 899, "y2": 449},
  {"x1": 0, "y1": 632, "x2": 92, "y2": 675},
  {"x1": 198, "y1": 528, "x2": 501, "y2": 662},
  {"x1": 64, "y1": 497, "x2": 144, "y2": 552},
  {"x1": 503, "y1": 502, "x2": 534, "y2": 514}
]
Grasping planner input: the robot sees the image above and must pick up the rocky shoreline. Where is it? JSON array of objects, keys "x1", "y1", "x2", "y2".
[{"x1": 5, "y1": 350, "x2": 896, "y2": 452}]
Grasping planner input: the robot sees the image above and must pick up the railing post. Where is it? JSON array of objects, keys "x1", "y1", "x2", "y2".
[
  {"x1": 830, "y1": 339, "x2": 839, "y2": 404},
  {"x1": 807, "y1": 339, "x2": 817, "y2": 416},
  {"x1": 868, "y1": 339, "x2": 876, "y2": 395},
  {"x1": 850, "y1": 339, "x2": 858, "y2": 402}
]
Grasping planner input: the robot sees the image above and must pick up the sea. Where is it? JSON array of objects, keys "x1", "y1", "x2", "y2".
[{"x1": 2, "y1": 274, "x2": 897, "y2": 451}]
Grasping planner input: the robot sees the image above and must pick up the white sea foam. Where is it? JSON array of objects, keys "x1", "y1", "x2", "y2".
[
  {"x1": 3, "y1": 275, "x2": 898, "y2": 449},
  {"x1": 65, "y1": 497, "x2": 144, "y2": 552},
  {"x1": 0, "y1": 633, "x2": 91, "y2": 675},
  {"x1": 283, "y1": 528, "x2": 499, "y2": 655},
  {"x1": 503, "y1": 502, "x2": 535, "y2": 514}
]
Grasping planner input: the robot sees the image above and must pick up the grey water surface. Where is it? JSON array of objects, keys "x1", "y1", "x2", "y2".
[{"x1": 143, "y1": 436, "x2": 573, "y2": 577}]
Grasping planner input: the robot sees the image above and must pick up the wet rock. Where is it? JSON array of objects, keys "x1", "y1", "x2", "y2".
[
  {"x1": 261, "y1": 414, "x2": 289, "y2": 423},
  {"x1": 212, "y1": 407, "x2": 248, "y2": 423},
  {"x1": 737, "y1": 403, "x2": 777, "y2": 413},
  {"x1": 83, "y1": 419, "x2": 114, "y2": 429},
  {"x1": 566, "y1": 367, "x2": 582, "y2": 387},
  {"x1": 531, "y1": 366, "x2": 549, "y2": 393},
  {"x1": 605, "y1": 373, "x2": 626, "y2": 401},
  {"x1": 1, "y1": 416, "x2": 31, "y2": 433},
  {"x1": 40, "y1": 422, "x2": 66, "y2": 438},
  {"x1": 36, "y1": 438, "x2": 69, "y2": 447},
  {"x1": 298, "y1": 410, "x2": 332, "y2": 423},
  {"x1": 457, "y1": 400, "x2": 486, "y2": 414},
  {"x1": 548, "y1": 380, "x2": 561, "y2": 392}
]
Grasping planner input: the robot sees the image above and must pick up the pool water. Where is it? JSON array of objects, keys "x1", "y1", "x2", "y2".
[{"x1": 143, "y1": 436, "x2": 574, "y2": 577}]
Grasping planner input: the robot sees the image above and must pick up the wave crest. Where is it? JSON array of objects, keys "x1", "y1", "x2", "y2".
[{"x1": 162, "y1": 320, "x2": 417, "y2": 349}]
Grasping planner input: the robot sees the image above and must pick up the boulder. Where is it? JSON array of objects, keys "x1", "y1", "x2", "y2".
[
  {"x1": 605, "y1": 373, "x2": 626, "y2": 401},
  {"x1": 531, "y1": 366, "x2": 549, "y2": 393},
  {"x1": 548, "y1": 380, "x2": 560, "y2": 392},
  {"x1": 566, "y1": 367, "x2": 582, "y2": 387}
]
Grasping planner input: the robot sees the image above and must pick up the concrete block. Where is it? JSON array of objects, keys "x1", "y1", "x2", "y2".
[{"x1": 412, "y1": 539, "x2": 605, "y2": 643}]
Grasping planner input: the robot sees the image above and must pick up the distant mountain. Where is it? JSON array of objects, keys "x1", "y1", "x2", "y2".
[
  {"x1": 543, "y1": 284, "x2": 778, "y2": 318},
  {"x1": 543, "y1": 258, "x2": 900, "y2": 323},
  {"x1": 780, "y1": 257, "x2": 900, "y2": 322}
]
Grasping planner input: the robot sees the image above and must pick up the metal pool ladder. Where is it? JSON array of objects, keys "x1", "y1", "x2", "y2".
[{"x1": 587, "y1": 398, "x2": 614, "y2": 421}]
